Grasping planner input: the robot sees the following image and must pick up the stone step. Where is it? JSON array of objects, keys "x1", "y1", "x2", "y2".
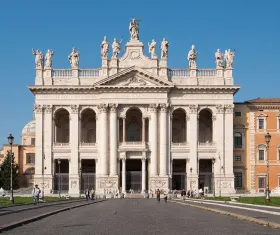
[{"x1": 125, "y1": 194, "x2": 144, "y2": 198}]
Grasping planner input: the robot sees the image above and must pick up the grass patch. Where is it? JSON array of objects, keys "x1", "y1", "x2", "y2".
[
  {"x1": 205, "y1": 196, "x2": 280, "y2": 207},
  {"x1": 0, "y1": 196, "x2": 76, "y2": 207}
]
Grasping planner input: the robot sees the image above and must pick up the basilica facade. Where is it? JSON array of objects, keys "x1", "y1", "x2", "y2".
[{"x1": 30, "y1": 20, "x2": 239, "y2": 196}]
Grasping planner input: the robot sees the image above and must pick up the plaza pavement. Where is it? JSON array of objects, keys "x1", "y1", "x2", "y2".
[
  {"x1": 171, "y1": 198, "x2": 280, "y2": 225},
  {"x1": 2, "y1": 199, "x2": 280, "y2": 235}
]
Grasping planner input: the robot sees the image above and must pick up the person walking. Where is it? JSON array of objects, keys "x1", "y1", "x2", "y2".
[
  {"x1": 156, "y1": 189, "x2": 161, "y2": 202},
  {"x1": 32, "y1": 184, "x2": 41, "y2": 205},
  {"x1": 181, "y1": 189, "x2": 186, "y2": 201},
  {"x1": 85, "y1": 189, "x2": 90, "y2": 201},
  {"x1": 90, "y1": 188, "x2": 95, "y2": 200}
]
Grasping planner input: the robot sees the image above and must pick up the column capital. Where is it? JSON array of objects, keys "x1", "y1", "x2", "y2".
[
  {"x1": 216, "y1": 104, "x2": 224, "y2": 114},
  {"x1": 120, "y1": 152, "x2": 126, "y2": 160},
  {"x1": 70, "y1": 105, "x2": 79, "y2": 114},
  {"x1": 149, "y1": 103, "x2": 158, "y2": 112},
  {"x1": 186, "y1": 115, "x2": 190, "y2": 121},
  {"x1": 225, "y1": 104, "x2": 234, "y2": 114},
  {"x1": 34, "y1": 104, "x2": 43, "y2": 114},
  {"x1": 159, "y1": 103, "x2": 169, "y2": 112},
  {"x1": 43, "y1": 105, "x2": 52, "y2": 114},
  {"x1": 97, "y1": 103, "x2": 107, "y2": 113},
  {"x1": 189, "y1": 105, "x2": 198, "y2": 114},
  {"x1": 212, "y1": 115, "x2": 217, "y2": 121},
  {"x1": 109, "y1": 103, "x2": 118, "y2": 112}
]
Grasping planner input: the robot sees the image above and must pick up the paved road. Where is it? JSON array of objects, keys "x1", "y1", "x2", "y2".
[
  {"x1": 2, "y1": 199, "x2": 279, "y2": 235},
  {"x1": 174, "y1": 199, "x2": 280, "y2": 224}
]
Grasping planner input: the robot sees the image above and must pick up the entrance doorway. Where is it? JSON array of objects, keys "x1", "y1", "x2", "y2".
[
  {"x1": 54, "y1": 159, "x2": 69, "y2": 194},
  {"x1": 172, "y1": 159, "x2": 186, "y2": 190},
  {"x1": 81, "y1": 159, "x2": 96, "y2": 191},
  {"x1": 123, "y1": 159, "x2": 142, "y2": 192},
  {"x1": 199, "y1": 159, "x2": 213, "y2": 193}
]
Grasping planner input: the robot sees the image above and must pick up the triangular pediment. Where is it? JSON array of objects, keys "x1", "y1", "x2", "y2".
[{"x1": 94, "y1": 66, "x2": 173, "y2": 88}]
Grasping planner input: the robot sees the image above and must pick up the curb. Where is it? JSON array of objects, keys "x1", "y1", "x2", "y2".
[
  {"x1": 0, "y1": 199, "x2": 107, "y2": 233},
  {"x1": 0, "y1": 199, "x2": 85, "y2": 216},
  {"x1": 171, "y1": 200, "x2": 280, "y2": 229}
]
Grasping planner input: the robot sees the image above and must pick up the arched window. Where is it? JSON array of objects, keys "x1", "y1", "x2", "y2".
[
  {"x1": 234, "y1": 132, "x2": 242, "y2": 148},
  {"x1": 127, "y1": 122, "x2": 141, "y2": 141}
]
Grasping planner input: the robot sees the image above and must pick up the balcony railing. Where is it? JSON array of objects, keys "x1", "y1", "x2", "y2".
[
  {"x1": 53, "y1": 142, "x2": 70, "y2": 146},
  {"x1": 80, "y1": 142, "x2": 97, "y2": 146},
  {"x1": 119, "y1": 141, "x2": 147, "y2": 149},
  {"x1": 79, "y1": 69, "x2": 100, "y2": 77},
  {"x1": 52, "y1": 69, "x2": 72, "y2": 78},
  {"x1": 198, "y1": 142, "x2": 216, "y2": 146}
]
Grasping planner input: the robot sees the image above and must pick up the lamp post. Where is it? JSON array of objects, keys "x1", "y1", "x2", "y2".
[
  {"x1": 7, "y1": 134, "x2": 14, "y2": 204},
  {"x1": 57, "y1": 158, "x2": 61, "y2": 198},
  {"x1": 265, "y1": 132, "x2": 271, "y2": 202},
  {"x1": 79, "y1": 168, "x2": 82, "y2": 198},
  {"x1": 212, "y1": 157, "x2": 216, "y2": 197},
  {"x1": 190, "y1": 167, "x2": 193, "y2": 191}
]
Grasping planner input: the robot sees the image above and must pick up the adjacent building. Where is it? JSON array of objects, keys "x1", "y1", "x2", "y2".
[
  {"x1": 29, "y1": 20, "x2": 239, "y2": 196},
  {"x1": 0, "y1": 119, "x2": 35, "y2": 187}
]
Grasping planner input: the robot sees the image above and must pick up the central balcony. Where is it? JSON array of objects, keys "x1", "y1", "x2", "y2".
[
  {"x1": 53, "y1": 142, "x2": 70, "y2": 153},
  {"x1": 171, "y1": 142, "x2": 189, "y2": 153},
  {"x1": 197, "y1": 142, "x2": 216, "y2": 158},
  {"x1": 118, "y1": 141, "x2": 148, "y2": 151}
]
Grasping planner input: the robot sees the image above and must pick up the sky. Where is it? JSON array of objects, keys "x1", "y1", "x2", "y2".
[{"x1": 0, "y1": 0, "x2": 279, "y2": 145}]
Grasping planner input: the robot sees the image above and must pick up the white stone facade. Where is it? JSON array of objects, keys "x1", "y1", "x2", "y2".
[{"x1": 30, "y1": 21, "x2": 239, "y2": 196}]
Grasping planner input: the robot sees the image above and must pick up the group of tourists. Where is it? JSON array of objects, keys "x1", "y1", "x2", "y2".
[{"x1": 85, "y1": 188, "x2": 95, "y2": 200}]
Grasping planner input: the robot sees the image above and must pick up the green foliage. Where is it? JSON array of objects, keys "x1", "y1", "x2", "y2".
[{"x1": 0, "y1": 151, "x2": 19, "y2": 190}]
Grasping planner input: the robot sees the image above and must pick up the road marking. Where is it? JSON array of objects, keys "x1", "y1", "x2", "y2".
[{"x1": 175, "y1": 199, "x2": 280, "y2": 216}]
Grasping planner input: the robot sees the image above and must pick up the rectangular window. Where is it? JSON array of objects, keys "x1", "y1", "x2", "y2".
[
  {"x1": 234, "y1": 172, "x2": 243, "y2": 188},
  {"x1": 278, "y1": 149, "x2": 280, "y2": 161},
  {"x1": 278, "y1": 119, "x2": 280, "y2": 129},
  {"x1": 234, "y1": 156, "x2": 242, "y2": 162},
  {"x1": 278, "y1": 176, "x2": 280, "y2": 187},
  {"x1": 259, "y1": 150, "x2": 265, "y2": 161},
  {"x1": 235, "y1": 112, "x2": 242, "y2": 117},
  {"x1": 258, "y1": 177, "x2": 265, "y2": 188},
  {"x1": 26, "y1": 153, "x2": 35, "y2": 165},
  {"x1": 258, "y1": 119, "x2": 264, "y2": 129},
  {"x1": 31, "y1": 138, "x2": 35, "y2": 145}
]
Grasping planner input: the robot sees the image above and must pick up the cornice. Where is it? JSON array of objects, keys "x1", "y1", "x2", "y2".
[
  {"x1": 247, "y1": 104, "x2": 280, "y2": 110},
  {"x1": 173, "y1": 85, "x2": 240, "y2": 94}
]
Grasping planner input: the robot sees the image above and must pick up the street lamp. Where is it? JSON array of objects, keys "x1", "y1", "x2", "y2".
[
  {"x1": 79, "y1": 167, "x2": 82, "y2": 198},
  {"x1": 57, "y1": 158, "x2": 61, "y2": 198},
  {"x1": 212, "y1": 157, "x2": 216, "y2": 197},
  {"x1": 265, "y1": 132, "x2": 271, "y2": 202},
  {"x1": 7, "y1": 134, "x2": 14, "y2": 204}
]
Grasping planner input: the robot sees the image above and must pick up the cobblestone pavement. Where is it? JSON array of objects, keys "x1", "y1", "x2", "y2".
[{"x1": 3, "y1": 199, "x2": 280, "y2": 235}]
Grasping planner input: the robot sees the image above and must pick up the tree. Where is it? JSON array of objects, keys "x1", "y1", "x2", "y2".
[{"x1": 0, "y1": 151, "x2": 19, "y2": 190}]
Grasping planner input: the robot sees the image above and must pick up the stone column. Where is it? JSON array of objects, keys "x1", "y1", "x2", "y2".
[
  {"x1": 122, "y1": 118, "x2": 126, "y2": 142},
  {"x1": 43, "y1": 105, "x2": 53, "y2": 191},
  {"x1": 149, "y1": 104, "x2": 158, "y2": 176},
  {"x1": 34, "y1": 105, "x2": 43, "y2": 179},
  {"x1": 121, "y1": 156, "x2": 126, "y2": 193},
  {"x1": 186, "y1": 115, "x2": 189, "y2": 143},
  {"x1": 160, "y1": 104, "x2": 168, "y2": 176},
  {"x1": 215, "y1": 104, "x2": 224, "y2": 176},
  {"x1": 189, "y1": 105, "x2": 198, "y2": 190},
  {"x1": 98, "y1": 104, "x2": 108, "y2": 176},
  {"x1": 224, "y1": 104, "x2": 235, "y2": 194},
  {"x1": 69, "y1": 105, "x2": 80, "y2": 196},
  {"x1": 109, "y1": 104, "x2": 118, "y2": 176},
  {"x1": 141, "y1": 153, "x2": 146, "y2": 193},
  {"x1": 142, "y1": 118, "x2": 145, "y2": 143}
]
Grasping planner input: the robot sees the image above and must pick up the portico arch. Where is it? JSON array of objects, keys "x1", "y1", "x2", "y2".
[
  {"x1": 198, "y1": 109, "x2": 213, "y2": 143},
  {"x1": 172, "y1": 108, "x2": 187, "y2": 143},
  {"x1": 54, "y1": 108, "x2": 70, "y2": 143},
  {"x1": 125, "y1": 107, "x2": 143, "y2": 142},
  {"x1": 80, "y1": 108, "x2": 96, "y2": 143}
]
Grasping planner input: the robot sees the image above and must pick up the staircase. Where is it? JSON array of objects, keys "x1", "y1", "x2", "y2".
[{"x1": 125, "y1": 193, "x2": 144, "y2": 198}]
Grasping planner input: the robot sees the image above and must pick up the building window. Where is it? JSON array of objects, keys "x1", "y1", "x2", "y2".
[
  {"x1": 278, "y1": 176, "x2": 280, "y2": 187},
  {"x1": 278, "y1": 117, "x2": 280, "y2": 130},
  {"x1": 258, "y1": 119, "x2": 264, "y2": 129},
  {"x1": 234, "y1": 172, "x2": 243, "y2": 188},
  {"x1": 234, "y1": 132, "x2": 242, "y2": 148},
  {"x1": 257, "y1": 114, "x2": 267, "y2": 130},
  {"x1": 26, "y1": 153, "x2": 35, "y2": 165},
  {"x1": 235, "y1": 112, "x2": 242, "y2": 117},
  {"x1": 31, "y1": 138, "x2": 35, "y2": 145},
  {"x1": 258, "y1": 150, "x2": 265, "y2": 161},
  {"x1": 278, "y1": 147, "x2": 280, "y2": 161},
  {"x1": 258, "y1": 177, "x2": 266, "y2": 188},
  {"x1": 234, "y1": 156, "x2": 242, "y2": 162}
]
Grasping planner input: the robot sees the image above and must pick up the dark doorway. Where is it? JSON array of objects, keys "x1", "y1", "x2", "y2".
[
  {"x1": 199, "y1": 159, "x2": 213, "y2": 193},
  {"x1": 81, "y1": 159, "x2": 96, "y2": 191},
  {"x1": 126, "y1": 159, "x2": 142, "y2": 192},
  {"x1": 54, "y1": 159, "x2": 69, "y2": 193},
  {"x1": 172, "y1": 159, "x2": 186, "y2": 190}
]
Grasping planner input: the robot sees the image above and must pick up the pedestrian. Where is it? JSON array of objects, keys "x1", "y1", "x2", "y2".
[
  {"x1": 164, "y1": 194, "x2": 167, "y2": 203},
  {"x1": 85, "y1": 189, "x2": 90, "y2": 201},
  {"x1": 32, "y1": 184, "x2": 41, "y2": 205},
  {"x1": 181, "y1": 189, "x2": 186, "y2": 201},
  {"x1": 156, "y1": 189, "x2": 160, "y2": 202},
  {"x1": 90, "y1": 188, "x2": 95, "y2": 200}
]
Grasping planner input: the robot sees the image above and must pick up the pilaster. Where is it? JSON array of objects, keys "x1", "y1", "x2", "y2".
[
  {"x1": 188, "y1": 105, "x2": 198, "y2": 190},
  {"x1": 159, "y1": 58, "x2": 168, "y2": 78},
  {"x1": 34, "y1": 104, "x2": 43, "y2": 178},
  {"x1": 109, "y1": 103, "x2": 118, "y2": 176},
  {"x1": 35, "y1": 68, "x2": 43, "y2": 85},
  {"x1": 149, "y1": 104, "x2": 158, "y2": 176},
  {"x1": 159, "y1": 104, "x2": 168, "y2": 176},
  {"x1": 43, "y1": 105, "x2": 53, "y2": 177},
  {"x1": 101, "y1": 58, "x2": 109, "y2": 78},
  {"x1": 141, "y1": 153, "x2": 146, "y2": 193},
  {"x1": 225, "y1": 68, "x2": 233, "y2": 85},
  {"x1": 69, "y1": 105, "x2": 80, "y2": 196},
  {"x1": 98, "y1": 104, "x2": 108, "y2": 176},
  {"x1": 109, "y1": 58, "x2": 118, "y2": 76},
  {"x1": 215, "y1": 105, "x2": 224, "y2": 176},
  {"x1": 189, "y1": 69, "x2": 198, "y2": 85},
  {"x1": 44, "y1": 68, "x2": 52, "y2": 85},
  {"x1": 71, "y1": 69, "x2": 79, "y2": 85}
]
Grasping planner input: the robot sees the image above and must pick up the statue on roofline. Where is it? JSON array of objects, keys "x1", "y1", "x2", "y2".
[{"x1": 32, "y1": 49, "x2": 44, "y2": 68}]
